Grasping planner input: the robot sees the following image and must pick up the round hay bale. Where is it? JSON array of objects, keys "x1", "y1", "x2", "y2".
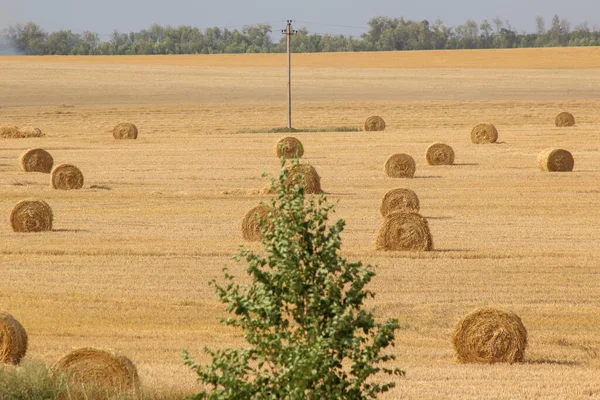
[
  {"x1": 51, "y1": 348, "x2": 140, "y2": 392},
  {"x1": 380, "y1": 188, "x2": 420, "y2": 217},
  {"x1": 384, "y1": 153, "x2": 416, "y2": 178},
  {"x1": 242, "y1": 205, "x2": 271, "y2": 241},
  {"x1": 0, "y1": 125, "x2": 21, "y2": 139},
  {"x1": 537, "y1": 148, "x2": 574, "y2": 172},
  {"x1": 376, "y1": 211, "x2": 433, "y2": 251},
  {"x1": 274, "y1": 136, "x2": 304, "y2": 159},
  {"x1": 51, "y1": 164, "x2": 84, "y2": 190},
  {"x1": 10, "y1": 200, "x2": 53, "y2": 233},
  {"x1": 452, "y1": 308, "x2": 528, "y2": 364},
  {"x1": 555, "y1": 112, "x2": 575, "y2": 127},
  {"x1": 285, "y1": 164, "x2": 321, "y2": 194},
  {"x1": 0, "y1": 312, "x2": 28, "y2": 365},
  {"x1": 19, "y1": 148, "x2": 54, "y2": 173},
  {"x1": 364, "y1": 116, "x2": 386, "y2": 131},
  {"x1": 18, "y1": 127, "x2": 44, "y2": 138},
  {"x1": 113, "y1": 122, "x2": 138, "y2": 140},
  {"x1": 425, "y1": 142, "x2": 455, "y2": 166},
  {"x1": 470, "y1": 123, "x2": 498, "y2": 144}
]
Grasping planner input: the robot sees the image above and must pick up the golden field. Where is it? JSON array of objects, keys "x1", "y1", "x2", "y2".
[{"x1": 1, "y1": 48, "x2": 599, "y2": 399}]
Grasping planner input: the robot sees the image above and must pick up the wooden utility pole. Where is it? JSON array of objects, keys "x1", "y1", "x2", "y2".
[{"x1": 282, "y1": 20, "x2": 296, "y2": 129}]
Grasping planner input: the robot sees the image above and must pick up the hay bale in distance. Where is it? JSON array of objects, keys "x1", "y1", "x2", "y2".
[
  {"x1": 10, "y1": 200, "x2": 53, "y2": 233},
  {"x1": 275, "y1": 136, "x2": 304, "y2": 159},
  {"x1": 380, "y1": 188, "x2": 420, "y2": 217},
  {"x1": 113, "y1": 122, "x2": 138, "y2": 139},
  {"x1": 51, "y1": 348, "x2": 140, "y2": 392},
  {"x1": 19, "y1": 148, "x2": 54, "y2": 173},
  {"x1": 555, "y1": 112, "x2": 575, "y2": 127},
  {"x1": 384, "y1": 153, "x2": 416, "y2": 178},
  {"x1": 471, "y1": 123, "x2": 498, "y2": 144},
  {"x1": 425, "y1": 143, "x2": 455, "y2": 166},
  {"x1": 0, "y1": 125, "x2": 44, "y2": 139},
  {"x1": 0, "y1": 312, "x2": 28, "y2": 365},
  {"x1": 242, "y1": 205, "x2": 271, "y2": 241},
  {"x1": 285, "y1": 163, "x2": 321, "y2": 194},
  {"x1": 376, "y1": 211, "x2": 433, "y2": 251},
  {"x1": 537, "y1": 148, "x2": 574, "y2": 172},
  {"x1": 452, "y1": 308, "x2": 528, "y2": 364},
  {"x1": 364, "y1": 116, "x2": 386, "y2": 131},
  {"x1": 51, "y1": 164, "x2": 84, "y2": 190}
]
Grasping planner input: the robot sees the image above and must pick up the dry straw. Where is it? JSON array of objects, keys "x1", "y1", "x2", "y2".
[
  {"x1": 380, "y1": 188, "x2": 420, "y2": 217},
  {"x1": 275, "y1": 136, "x2": 304, "y2": 159},
  {"x1": 19, "y1": 148, "x2": 54, "y2": 173},
  {"x1": 555, "y1": 112, "x2": 575, "y2": 127},
  {"x1": 376, "y1": 211, "x2": 433, "y2": 251},
  {"x1": 470, "y1": 123, "x2": 498, "y2": 144},
  {"x1": 364, "y1": 116, "x2": 386, "y2": 131},
  {"x1": 51, "y1": 348, "x2": 140, "y2": 393},
  {"x1": 0, "y1": 312, "x2": 28, "y2": 365},
  {"x1": 425, "y1": 143, "x2": 455, "y2": 165},
  {"x1": 113, "y1": 122, "x2": 138, "y2": 139},
  {"x1": 384, "y1": 153, "x2": 416, "y2": 178},
  {"x1": 285, "y1": 164, "x2": 322, "y2": 194},
  {"x1": 51, "y1": 163, "x2": 84, "y2": 190},
  {"x1": 0, "y1": 125, "x2": 44, "y2": 139},
  {"x1": 452, "y1": 308, "x2": 528, "y2": 364},
  {"x1": 10, "y1": 200, "x2": 53, "y2": 233},
  {"x1": 242, "y1": 205, "x2": 271, "y2": 241},
  {"x1": 537, "y1": 148, "x2": 574, "y2": 172}
]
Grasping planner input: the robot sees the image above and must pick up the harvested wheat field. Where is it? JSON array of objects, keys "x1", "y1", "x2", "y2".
[{"x1": 0, "y1": 48, "x2": 599, "y2": 399}]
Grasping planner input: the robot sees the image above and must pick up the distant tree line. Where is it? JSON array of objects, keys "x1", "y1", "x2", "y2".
[{"x1": 3, "y1": 15, "x2": 600, "y2": 56}]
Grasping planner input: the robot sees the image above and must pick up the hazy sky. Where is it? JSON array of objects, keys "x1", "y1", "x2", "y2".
[{"x1": 1, "y1": 0, "x2": 598, "y2": 36}]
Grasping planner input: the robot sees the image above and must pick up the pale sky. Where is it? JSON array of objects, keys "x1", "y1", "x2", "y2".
[{"x1": 1, "y1": 0, "x2": 598, "y2": 36}]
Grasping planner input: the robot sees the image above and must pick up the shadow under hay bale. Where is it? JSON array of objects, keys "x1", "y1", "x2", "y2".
[
  {"x1": 380, "y1": 188, "x2": 420, "y2": 217},
  {"x1": 384, "y1": 153, "x2": 416, "y2": 178},
  {"x1": 10, "y1": 200, "x2": 53, "y2": 233},
  {"x1": 452, "y1": 308, "x2": 528, "y2": 364},
  {"x1": 51, "y1": 164, "x2": 84, "y2": 190},
  {"x1": 0, "y1": 125, "x2": 44, "y2": 139},
  {"x1": 0, "y1": 312, "x2": 28, "y2": 365},
  {"x1": 19, "y1": 148, "x2": 54, "y2": 173},
  {"x1": 51, "y1": 348, "x2": 140, "y2": 393},
  {"x1": 274, "y1": 136, "x2": 304, "y2": 159},
  {"x1": 113, "y1": 122, "x2": 138, "y2": 139},
  {"x1": 425, "y1": 143, "x2": 455, "y2": 166},
  {"x1": 471, "y1": 123, "x2": 498, "y2": 144},
  {"x1": 241, "y1": 205, "x2": 272, "y2": 241},
  {"x1": 376, "y1": 211, "x2": 433, "y2": 251},
  {"x1": 537, "y1": 148, "x2": 574, "y2": 172},
  {"x1": 364, "y1": 115, "x2": 386, "y2": 131},
  {"x1": 555, "y1": 112, "x2": 575, "y2": 127}
]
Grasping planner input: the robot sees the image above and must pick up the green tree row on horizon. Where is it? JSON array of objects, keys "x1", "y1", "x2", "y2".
[{"x1": 3, "y1": 15, "x2": 600, "y2": 56}]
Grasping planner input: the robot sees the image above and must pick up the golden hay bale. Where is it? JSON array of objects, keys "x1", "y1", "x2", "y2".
[
  {"x1": 425, "y1": 142, "x2": 455, "y2": 166},
  {"x1": 364, "y1": 115, "x2": 386, "y2": 131},
  {"x1": 0, "y1": 312, "x2": 28, "y2": 365},
  {"x1": 51, "y1": 348, "x2": 140, "y2": 392},
  {"x1": 274, "y1": 136, "x2": 304, "y2": 159},
  {"x1": 555, "y1": 112, "x2": 575, "y2": 127},
  {"x1": 380, "y1": 188, "x2": 420, "y2": 217},
  {"x1": 384, "y1": 153, "x2": 416, "y2": 178},
  {"x1": 285, "y1": 164, "x2": 321, "y2": 194},
  {"x1": 0, "y1": 125, "x2": 44, "y2": 139},
  {"x1": 113, "y1": 122, "x2": 138, "y2": 139},
  {"x1": 10, "y1": 200, "x2": 53, "y2": 233},
  {"x1": 51, "y1": 164, "x2": 84, "y2": 190},
  {"x1": 376, "y1": 211, "x2": 433, "y2": 251},
  {"x1": 452, "y1": 308, "x2": 528, "y2": 364},
  {"x1": 470, "y1": 123, "x2": 498, "y2": 144},
  {"x1": 241, "y1": 205, "x2": 272, "y2": 241},
  {"x1": 537, "y1": 148, "x2": 574, "y2": 172},
  {"x1": 19, "y1": 148, "x2": 54, "y2": 173}
]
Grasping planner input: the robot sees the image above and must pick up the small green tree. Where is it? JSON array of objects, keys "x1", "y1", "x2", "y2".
[{"x1": 183, "y1": 160, "x2": 403, "y2": 399}]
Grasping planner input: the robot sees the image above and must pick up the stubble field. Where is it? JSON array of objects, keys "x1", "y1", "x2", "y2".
[{"x1": 0, "y1": 48, "x2": 599, "y2": 399}]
